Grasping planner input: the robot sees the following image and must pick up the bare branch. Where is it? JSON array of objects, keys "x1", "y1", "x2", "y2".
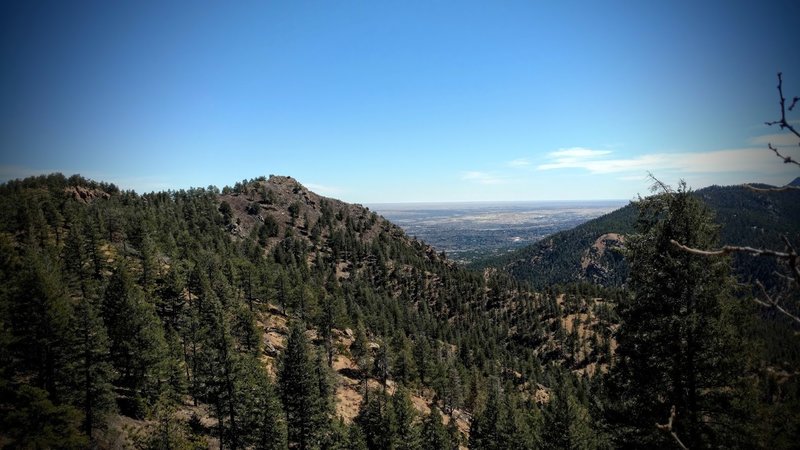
[
  {"x1": 647, "y1": 172, "x2": 673, "y2": 195},
  {"x1": 670, "y1": 240, "x2": 793, "y2": 260},
  {"x1": 753, "y1": 280, "x2": 800, "y2": 325},
  {"x1": 790, "y1": 96, "x2": 799, "y2": 112},
  {"x1": 656, "y1": 405, "x2": 689, "y2": 450},
  {"x1": 772, "y1": 270, "x2": 797, "y2": 285},
  {"x1": 767, "y1": 143, "x2": 800, "y2": 167},
  {"x1": 670, "y1": 237, "x2": 800, "y2": 312},
  {"x1": 765, "y1": 72, "x2": 800, "y2": 141}
]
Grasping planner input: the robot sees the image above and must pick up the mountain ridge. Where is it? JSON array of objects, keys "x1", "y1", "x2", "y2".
[{"x1": 477, "y1": 181, "x2": 800, "y2": 289}]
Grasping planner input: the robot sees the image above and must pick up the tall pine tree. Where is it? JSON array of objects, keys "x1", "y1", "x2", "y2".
[
  {"x1": 608, "y1": 181, "x2": 753, "y2": 448},
  {"x1": 278, "y1": 322, "x2": 327, "y2": 449}
]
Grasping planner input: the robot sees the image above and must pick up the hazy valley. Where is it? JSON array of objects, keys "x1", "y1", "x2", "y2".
[{"x1": 370, "y1": 201, "x2": 626, "y2": 264}]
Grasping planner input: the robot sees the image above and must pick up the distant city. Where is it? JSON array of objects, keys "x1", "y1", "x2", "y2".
[{"x1": 369, "y1": 200, "x2": 627, "y2": 264}]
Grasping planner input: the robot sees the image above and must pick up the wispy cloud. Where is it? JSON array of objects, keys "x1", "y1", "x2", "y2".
[
  {"x1": 507, "y1": 158, "x2": 531, "y2": 168},
  {"x1": 749, "y1": 132, "x2": 798, "y2": 147},
  {"x1": 548, "y1": 147, "x2": 613, "y2": 159},
  {"x1": 537, "y1": 147, "x2": 798, "y2": 176},
  {"x1": 461, "y1": 171, "x2": 508, "y2": 185},
  {"x1": 537, "y1": 148, "x2": 664, "y2": 173}
]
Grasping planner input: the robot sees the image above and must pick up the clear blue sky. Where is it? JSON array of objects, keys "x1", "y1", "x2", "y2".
[{"x1": 1, "y1": 0, "x2": 799, "y2": 202}]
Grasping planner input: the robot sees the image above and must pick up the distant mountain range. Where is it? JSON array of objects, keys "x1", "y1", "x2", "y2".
[{"x1": 478, "y1": 179, "x2": 800, "y2": 289}]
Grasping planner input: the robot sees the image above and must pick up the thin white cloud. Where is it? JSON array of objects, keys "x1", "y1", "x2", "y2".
[
  {"x1": 537, "y1": 148, "x2": 660, "y2": 173},
  {"x1": 548, "y1": 147, "x2": 613, "y2": 159},
  {"x1": 507, "y1": 158, "x2": 531, "y2": 168},
  {"x1": 749, "y1": 132, "x2": 799, "y2": 147},
  {"x1": 461, "y1": 171, "x2": 507, "y2": 185},
  {"x1": 537, "y1": 147, "x2": 800, "y2": 177}
]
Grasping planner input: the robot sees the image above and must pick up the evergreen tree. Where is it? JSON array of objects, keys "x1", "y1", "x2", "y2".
[
  {"x1": 354, "y1": 389, "x2": 394, "y2": 450},
  {"x1": 0, "y1": 384, "x2": 88, "y2": 449},
  {"x1": 421, "y1": 406, "x2": 451, "y2": 450},
  {"x1": 468, "y1": 382, "x2": 505, "y2": 450},
  {"x1": 102, "y1": 262, "x2": 169, "y2": 415},
  {"x1": 238, "y1": 356, "x2": 287, "y2": 450},
  {"x1": 608, "y1": 181, "x2": 753, "y2": 448},
  {"x1": 279, "y1": 322, "x2": 326, "y2": 449},
  {"x1": 64, "y1": 296, "x2": 116, "y2": 440},
  {"x1": 8, "y1": 248, "x2": 72, "y2": 400},
  {"x1": 392, "y1": 387, "x2": 421, "y2": 450},
  {"x1": 542, "y1": 378, "x2": 603, "y2": 449}
]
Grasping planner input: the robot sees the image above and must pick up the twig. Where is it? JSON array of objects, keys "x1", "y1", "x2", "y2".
[
  {"x1": 671, "y1": 238, "x2": 800, "y2": 324},
  {"x1": 671, "y1": 239, "x2": 800, "y2": 285},
  {"x1": 767, "y1": 143, "x2": 800, "y2": 167},
  {"x1": 647, "y1": 172, "x2": 673, "y2": 194},
  {"x1": 656, "y1": 405, "x2": 689, "y2": 450},
  {"x1": 772, "y1": 270, "x2": 797, "y2": 285},
  {"x1": 765, "y1": 72, "x2": 800, "y2": 141},
  {"x1": 670, "y1": 240, "x2": 792, "y2": 259},
  {"x1": 752, "y1": 280, "x2": 800, "y2": 325}
]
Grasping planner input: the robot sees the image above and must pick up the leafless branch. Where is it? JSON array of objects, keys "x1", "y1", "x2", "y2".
[
  {"x1": 669, "y1": 240, "x2": 793, "y2": 260},
  {"x1": 670, "y1": 238, "x2": 800, "y2": 286},
  {"x1": 670, "y1": 238, "x2": 800, "y2": 324},
  {"x1": 752, "y1": 280, "x2": 800, "y2": 325},
  {"x1": 656, "y1": 405, "x2": 689, "y2": 450},
  {"x1": 765, "y1": 72, "x2": 800, "y2": 141},
  {"x1": 647, "y1": 171, "x2": 673, "y2": 194},
  {"x1": 767, "y1": 143, "x2": 800, "y2": 167},
  {"x1": 772, "y1": 270, "x2": 797, "y2": 285}
]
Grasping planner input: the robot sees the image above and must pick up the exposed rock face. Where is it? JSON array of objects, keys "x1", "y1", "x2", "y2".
[
  {"x1": 580, "y1": 233, "x2": 625, "y2": 284},
  {"x1": 64, "y1": 185, "x2": 111, "y2": 203}
]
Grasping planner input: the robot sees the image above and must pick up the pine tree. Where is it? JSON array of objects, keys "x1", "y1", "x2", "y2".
[
  {"x1": 468, "y1": 382, "x2": 505, "y2": 450},
  {"x1": 354, "y1": 389, "x2": 394, "y2": 450},
  {"x1": 608, "y1": 181, "x2": 753, "y2": 448},
  {"x1": 279, "y1": 322, "x2": 326, "y2": 449},
  {"x1": 64, "y1": 296, "x2": 116, "y2": 440},
  {"x1": 238, "y1": 355, "x2": 287, "y2": 450},
  {"x1": 102, "y1": 262, "x2": 169, "y2": 415},
  {"x1": 542, "y1": 377, "x2": 603, "y2": 449},
  {"x1": 1, "y1": 384, "x2": 88, "y2": 449},
  {"x1": 392, "y1": 387, "x2": 421, "y2": 450},
  {"x1": 9, "y1": 248, "x2": 72, "y2": 400},
  {"x1": 421, "y1": 406, "x2": 451, "y2": 450}
]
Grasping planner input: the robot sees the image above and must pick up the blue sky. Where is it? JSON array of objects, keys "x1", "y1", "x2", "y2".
[{"x1": 1, "y1": 0, "x2": 799, "y2": 202}]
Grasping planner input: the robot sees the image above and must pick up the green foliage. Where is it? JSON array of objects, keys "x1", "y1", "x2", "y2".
[
  {"x1": 420, "y1": 406, "x2": 452, "y2": 450},
  {"x1": 608, "y1": 182, "x2": 755, "y2": 448},
  {"x1": 355, "y1": 389, "x2": 395, "y2": 450},
  {"x1": 542, "y1": 379, "x2": 606, "y2": 449},
  {"x1": 392, "y1": 387, "x2": 421, "y2": 450},
  {"x1": 279, "y1": 323, "x2": 327, "y2": 449},
  {"x1": 1, "y1": 173, "x2": 789, "y2": 449},
  {"x1": 0, "y1": 384, "x2": 88, "y2": 449},
  {"x1": 103, "y1": 263, "x2": 170, "y2": 415},
  {"x1": 63, "y1": 296, "x2": 117, "y2": 439}
]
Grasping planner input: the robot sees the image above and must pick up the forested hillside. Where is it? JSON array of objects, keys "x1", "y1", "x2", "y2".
[
  {"x1": 0, "y1": 174, "x2": 619, "y2": 449},
  {"x1": 0, "y1": 173, "x2": 797, "y2": 449},
  {"x1": 481, "y1": 181, "x2": 800, "y2": 290}
]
